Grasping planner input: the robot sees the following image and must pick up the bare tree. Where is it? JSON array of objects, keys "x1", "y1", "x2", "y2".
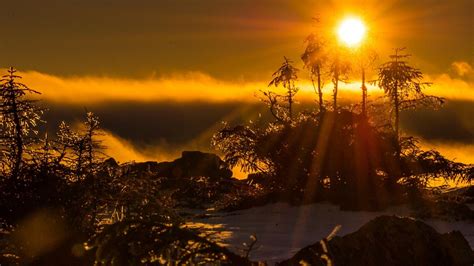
[
  {"x1": 377, "y1": 48, "x2": 443, "y2": 156},
  {"x1": 0, "y1": 68, "x2": 42, "y2": 179},
  {"x1": 268, "y1": 57, "x2": 299, "y2": 122}
]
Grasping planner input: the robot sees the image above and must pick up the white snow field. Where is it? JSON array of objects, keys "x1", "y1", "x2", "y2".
[{"x1": 189, "y1": 202, "x2": 474, "y2": 264}]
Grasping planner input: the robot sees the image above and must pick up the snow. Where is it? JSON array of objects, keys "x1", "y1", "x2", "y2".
[{"x1": 188, "y1": 202, "x2": 474, "y2": 264}]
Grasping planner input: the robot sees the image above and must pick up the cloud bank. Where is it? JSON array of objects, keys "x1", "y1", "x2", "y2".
[{"x1": 7, "y1": 67, "x2": 474, "y2": 104}]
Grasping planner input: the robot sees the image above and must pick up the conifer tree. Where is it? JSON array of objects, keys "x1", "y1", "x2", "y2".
[
  {"x1": 357, "y1": 48, "x2": 377, "y2": 116},
  {"x1": 302, "y1": 33, "x2": 327, "y2": 112},
  {"x1": 377, "y1": 48, "x2": 443, "y2": 156},
  {"x1": 328, "y1": 51, "x2": 350, "y2": 111},
  {"x1": 268, "y1": 57, "x2": 299, "y2": 122},
  {"x1": 0, "y1": 68, "x2": 42, "y2": 179}
]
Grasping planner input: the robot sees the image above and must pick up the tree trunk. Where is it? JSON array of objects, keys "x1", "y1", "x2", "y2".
[
  {"x1": 288, "y1": 85, "x2": 293, "y2": 122},
  {"x1": 88, "y1": 129, "x2": 93, "y2": 169},
  {"x1": 394, "y1": 81, "x2": 400, "y2": 158},
  {"x1": 361, "y1": 68, "x2": 367, "y2": 116},
  {"x1": 317, "y1": 67, "x2": 323, "y2": 112},
  {"x1": 77, "y1": 142, "x2": 84, "y2": 177},
  {"x1": 333, "y1": 78, "x2": 338, "y2": 111},
  {"x1": 11, "y1": 96, "x2": 23, "y2": 180}
]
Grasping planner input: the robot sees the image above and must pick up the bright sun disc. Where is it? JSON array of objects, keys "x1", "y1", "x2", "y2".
[{"x1": 337, "y1": 18, "x2": 366, "y2": 47}]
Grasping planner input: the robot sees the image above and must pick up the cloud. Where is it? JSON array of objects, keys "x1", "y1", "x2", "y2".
[
  {"x1": 5, "y1": 68, "x2": 472, "y2": 105},
  {"x1": 99, "y1": 130, "x2": 205, "y2": 164},
  {"x1": 99, "y1": 131, "x2": 153, "y2": 163},
  {"x1": 17, "y1": 70, "x2": 263, "y2": 103},
  {"x1": 7, "y1": 64, "x2": 474, "y2": 105},
  {"x1": 7, "y1": 68, "x2": 378, "y2": 104},
  {"x1": 425, "y1": 73, "x2": 474, "y2": 101},
  {"x1": 451, "y1": 61, "x2": 474, "y2": 77},
  {"x1": 419, "y1": 140, "x2": 474, "y2": 165}
]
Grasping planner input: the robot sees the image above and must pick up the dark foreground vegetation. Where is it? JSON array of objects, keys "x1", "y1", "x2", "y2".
[
  {"x1": 0, "y1": 68, "x2": 256, "y2": 265},
  {"x1": 1, "y1": 22, "x2": 473, "y2": 265},
  {"x1": 213, "y1": 48, "x2": 472, "y2": 211}
]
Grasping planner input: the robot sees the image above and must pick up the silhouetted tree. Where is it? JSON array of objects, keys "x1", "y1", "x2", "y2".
[
  {"x1": 212, "y1": 124, "x2": 272, "y2": 174},
  {"x1": 302, "y1": 33, "x2": 327, "y2": 112},
  {"x1": 356, "y1": 48, "x2": 377, "y2": 116},
  {"x1": 0, "y1": 68, "x2": 42, "y2": 180},
  {"x1": 83, "y1": 112, "x2": 104, "y2": 172},
  {"x1": 328, "y1": 50, "x2": 350, "y2": 110},
  {"x1": 260, "y1": 90, "x2": 288, "y2": 124},
  {"x1": 30, "y1": 133, "x2": 56, "y2": 176},
  {"x1": 55, "y1": 121, "x2": 79, "y2": 170},
  {"x1": 86, "y1": 212, "x2": 250, "y2": 265},
  {"x1": 377, "y1": 48, "x2": 443, "y2": 156},
  {"x1": 268, "y1": 57, "x2": 299, "y2": 122},
  {"x1": 56, "y1": 112, "x2": 105, "y2": 179}
]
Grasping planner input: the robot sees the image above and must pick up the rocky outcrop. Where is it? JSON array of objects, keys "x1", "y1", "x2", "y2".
[
  {"x1": 411, "y1": 199, "x2": 474, "y2": 221},
  {"x1": 121, "y1": 151, "x2": 233, "y2": 180},
  {"x1": 279, "y1": 215, "x2": 473, "y2": 266},
  {"x1": 114, "y1": 151, "x2": 236, "y2": 209},
  {"x1": 155, "y1": 151, "x2": 233, "y2": 179}
]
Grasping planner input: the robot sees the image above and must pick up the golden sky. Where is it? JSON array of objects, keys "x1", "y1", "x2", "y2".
[{"x1": 1, "y1": 0, "x2": 472, "y2": 80}]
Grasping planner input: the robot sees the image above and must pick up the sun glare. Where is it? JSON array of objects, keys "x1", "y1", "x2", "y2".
[{"x1": 337, "y1": 17, "x2": 366, "y2": 47}]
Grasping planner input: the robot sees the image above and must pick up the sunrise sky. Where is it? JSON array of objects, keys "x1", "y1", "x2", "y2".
[{"x1": 1, "y1": 0, "x2": 473, "y2": 167}]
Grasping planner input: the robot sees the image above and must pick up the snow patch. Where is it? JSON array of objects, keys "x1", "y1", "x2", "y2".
[{"x1": 190, "y1": 202, "x2": 474, "y2": 264}]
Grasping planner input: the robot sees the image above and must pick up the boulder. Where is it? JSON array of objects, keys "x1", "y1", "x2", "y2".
[
  {"x1": 156, "y1": 151, "x2": 232, "y2": 179},
  {"x1": 123, "y1": 161, "x2": 160, "y2": 173},
  {"x1": 463, "y1": 186, "x2": 474, "y2": 203},
  {"x1": 411, "y1": 199, "x2": 474, "y2": 221},
  {"x1": 101, "y1": 158, "x2": 119, "y2": 168},
  {"x1": 279, "y1": 215, "x2": 473, "y2": 266},
  {"x1": 118, "y1": 151, "x2": 232, "y2": 180}
]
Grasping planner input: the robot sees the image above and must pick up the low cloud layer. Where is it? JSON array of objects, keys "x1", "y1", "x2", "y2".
[
  {"x1": 20, "y1": 71, "x2": 261, "y2": 103},
  {"x1": 3, "y1": 67, "x2": 472, "y2": 104},
  {"x1": 420, "y1": 140, "x2": 474, "y2": 165}
]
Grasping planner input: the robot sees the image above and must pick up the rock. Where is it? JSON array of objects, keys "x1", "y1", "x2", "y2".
[
  {"x1": 278, "y1": 215, "x2": 473, "y2": 266},
  {"x1": 463, "y1": 186, "x2": 474, "y2": 203},
  {"x1": 412, "y1": 199, "x2": 474, "y2": 221},
  {"x1": 124, "y1": 161, "x2": 160, "y2": 173},
  {"x1": 119, "y1": 151, "x2": 232, "y2": 180},
  {"x1": 156, "y1": 151, "x2": 232, "y2": 179},
  {"x1": 102, "y1": 158, "x2": 119, "y2": 168}
]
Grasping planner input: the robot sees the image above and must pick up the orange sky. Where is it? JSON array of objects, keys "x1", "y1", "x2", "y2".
[{"x1": 1, "y1": 0, "x2": 472, "y2": 80}]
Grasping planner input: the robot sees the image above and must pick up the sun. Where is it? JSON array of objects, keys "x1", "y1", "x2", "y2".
[{"x1": 337, "y1": 17, "x2": 366, "y2": 47}]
